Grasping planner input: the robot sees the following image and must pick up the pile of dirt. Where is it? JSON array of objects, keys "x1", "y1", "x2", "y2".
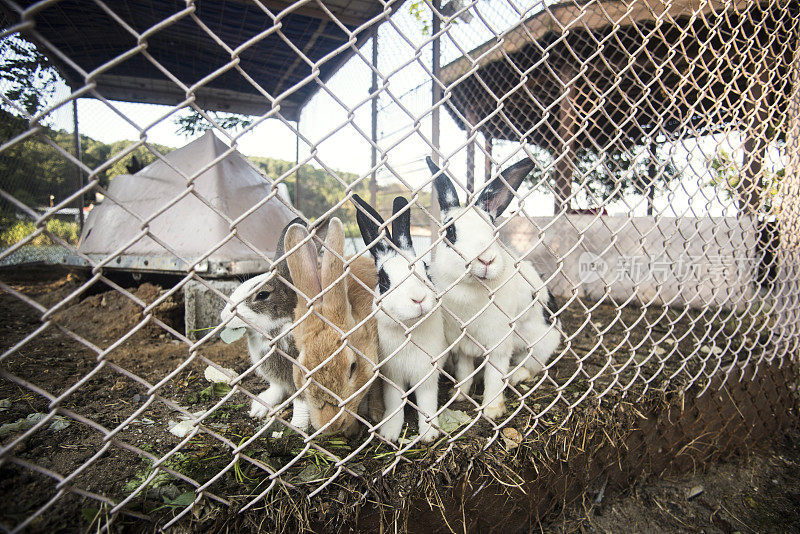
[{"x1": 53, "y1": 282, "x2": 184, "y2": 346}]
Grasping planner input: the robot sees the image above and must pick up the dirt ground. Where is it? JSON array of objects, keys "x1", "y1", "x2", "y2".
[
  {"x1": 0, "y1": 268, "x2": 796, "y2": 533},
  {"x1": 552, "y1": 430, "x2": 800, "y2": 534}
]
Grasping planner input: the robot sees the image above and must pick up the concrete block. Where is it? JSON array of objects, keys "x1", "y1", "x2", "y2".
[{"x1": 184, "y1": 279, "x2": 239, "y2": 340}]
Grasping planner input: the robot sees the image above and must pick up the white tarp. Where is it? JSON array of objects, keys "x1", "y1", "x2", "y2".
[{"x1": 76, "y1": 131, "x2": 297, "y2": 276}]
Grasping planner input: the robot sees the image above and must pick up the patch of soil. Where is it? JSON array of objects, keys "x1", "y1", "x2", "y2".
[{"x1": 551, "y1": 430, "x2": 800, "y2": 533}]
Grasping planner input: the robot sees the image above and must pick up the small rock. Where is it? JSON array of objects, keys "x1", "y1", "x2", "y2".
[
  {"x1": 686, "y1": 485, "x2": 704, "y2": 500},
  {"x1": 652, "y1": 346, "x2": 666, "y2": 356},
  {"x1": 132, "y1": 393, "x2": 143, "y2": 403},
  {"x1": 204, "y1": 366, "x2": 236, "y2": 385},
  {"x1": 502, "y1": 427, "x2": 523, "y2": 450}
]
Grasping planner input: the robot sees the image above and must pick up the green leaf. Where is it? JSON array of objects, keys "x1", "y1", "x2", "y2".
[
  {"x1": 163, "y1": 491, "x2": 196, "y2": 507},
  {"x1": 296, "y1": 463, "x2": 324, "y2": 483},
  {"x1": 81, "y1": 507, "x2": 99, "y2": 522}
]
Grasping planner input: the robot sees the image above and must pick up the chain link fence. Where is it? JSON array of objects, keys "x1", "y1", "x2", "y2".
[{"x1": 1, "y1": 0, "x2": 799, "y2": 531}]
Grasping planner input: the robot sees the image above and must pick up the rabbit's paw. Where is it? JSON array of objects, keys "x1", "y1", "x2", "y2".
[
  {"x1": 418, "y1": 425, "x2": 440, "y2": 443},
  {"x1": 482, "y1": 401, "x2": 506, "y2": 420},
  {"x1": 448, "y1": 387, "x2": 470, "y2": 402},
  {"x1": 249, "y1": 391, "x2": 275, "y2": 419},
  {"x1": 510, "y1": 367, "x2": 532, "y2": 386},
  {"x1": 378, "y1": 421, "x2": 403, "y2": 443}
]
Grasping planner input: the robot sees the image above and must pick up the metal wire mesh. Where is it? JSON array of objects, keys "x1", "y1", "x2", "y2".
[{"x1": 1, "y1": 0, "x2": 799, "y2": 531}]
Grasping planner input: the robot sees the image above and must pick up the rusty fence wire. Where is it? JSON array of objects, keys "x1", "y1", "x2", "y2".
[{"x1": 1, "y1": 0, "x2": 799, "y2": 531}]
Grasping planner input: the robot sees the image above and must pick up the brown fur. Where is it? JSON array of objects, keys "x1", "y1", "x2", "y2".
[{"x1": 285, "y1": 218, "x2": 380, "y2": 434}]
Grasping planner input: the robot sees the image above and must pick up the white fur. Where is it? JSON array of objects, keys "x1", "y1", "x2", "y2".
[
  {"x1": 375, "y1": 253, "x2": 447, "y2": 442},
  {"x1": 430, "y1": 207, "x2": 561, "y2": 419},
  {"x1": 509, "y1": 261, "x2": 562, "y2": 383},
  {"x1": 220, "y1": 273, "x2": 308, "y2": 430}
]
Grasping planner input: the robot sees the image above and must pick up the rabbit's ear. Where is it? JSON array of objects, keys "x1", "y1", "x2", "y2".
[
  {"x1": 426, "y1": 156, "x2": 460, "y2": 213},
  {"x1": 309, "y1": 216, "x2": 330, "y2": 252},
  {"x1": 285, "y1": 223, "x2": 322, "y2": 311},
  {"x1": 320, "y1": 217, "x2": 348, "y2": 319},
  {"x1": 391, "y1": 196, "x2": 413, "y2": 251},
  {"x1": 274, "y1": 217, "x2": 305, "y2": 278},
  {"x1": 352, "y1": 194, "x2": 391, "y2": 260},
  {"x1": 476, "y1": 157, "x2": 535, "y2": 219}
]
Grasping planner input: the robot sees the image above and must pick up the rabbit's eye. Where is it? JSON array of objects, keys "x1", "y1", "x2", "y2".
[
  {"x1": 349, "y1": 361, "x2": 357, "y2": 378},
  {"x1": 445, "y1": 224, "x2": 456, "y2": 245},
  {"x1": 254, "y1": 290, "x2": 270, "y2": 301},
  {"x1": 377, "y1": 267, "x2": 390, "y2": 294}
]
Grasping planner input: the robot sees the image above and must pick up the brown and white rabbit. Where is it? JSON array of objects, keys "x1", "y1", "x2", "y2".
[
  {"x1": 284, "y1": 217, "x2": 381, "y2": 435},
  {"x1": 219, "y1": 217, "x2": 311, "y2": 429}
]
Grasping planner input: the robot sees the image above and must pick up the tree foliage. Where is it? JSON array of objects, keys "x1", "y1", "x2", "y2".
[
  {"x1": 525, "y1": 143, "x2": 681, "y2": 208},
  {"x1": 174, "y1": 111, "x2": 254, "y2": 137},
  {"x1": 0, "y1": 35, "x2": 59, "y2": 116},
  {"x1": 706, "y1": 149, "x2": 783, "y2": 214},
  {"x1": 0, "y1": 106, "x2": 425, "y2": 240}
]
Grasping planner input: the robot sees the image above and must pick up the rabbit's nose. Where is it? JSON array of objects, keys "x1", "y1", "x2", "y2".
[
  {"x1": 478, "y1": 255, "x2": 495, "y2": 267},
  {"x1": 411, "y1": 297, "x2": 424, "y2": 304}
]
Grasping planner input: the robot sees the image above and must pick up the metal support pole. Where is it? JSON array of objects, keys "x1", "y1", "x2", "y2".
[
  {"x1": 370, "y1": 32, "x2": 379, "y2": 208},
  {"x1": 294, "y1": 119, "x2": 301, "y2": 213},
  {"x1": 73, "y1": 97, "x2": 84, "y2": 231},
  {"x1": 430, "y1": 0, "x2": 442, "y2": 239},
  {"x1": 485, "y1": 134, "x2": 492, "y2": 184},
  {"x1": 466, "y1": 108, "x2": 475, "y2": 194},
  {"x1": 647, "y1": 141, "x2": 657, "y2": 216}
]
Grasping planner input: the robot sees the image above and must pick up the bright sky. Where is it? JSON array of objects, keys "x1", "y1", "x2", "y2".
[{"x1": 41, "y1": 0, "x2": 781, "y2": 220}]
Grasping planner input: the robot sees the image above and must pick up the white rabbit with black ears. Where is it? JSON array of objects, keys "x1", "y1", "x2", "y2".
[
  {"x1": 425, "y1": 156, "x2": 561, "y2": 419},
  {"x1": 352, "y1": 194, "x2": 446, "y2": 442}
]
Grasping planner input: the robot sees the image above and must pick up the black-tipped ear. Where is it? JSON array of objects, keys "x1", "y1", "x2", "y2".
[
  {"x1": 476, "y1": 157, "x2": 535, "y2": 218},
  {"x1": 274, "y1": 216, "x2": 305, "y2": 278},
  {"x1": 426, "y1": 156, "x2": 460, "y2": 213},
  {"x1": 391, "y1": 196, "x2": 413, "y2": 251},
  {"x1": 352, "y1": 194, "x2": 391, "y2": 261}
]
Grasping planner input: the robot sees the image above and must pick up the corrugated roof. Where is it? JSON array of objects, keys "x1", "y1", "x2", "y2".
[{"x1": 7, "y1": 0, "x2": 397, "y2": 120}]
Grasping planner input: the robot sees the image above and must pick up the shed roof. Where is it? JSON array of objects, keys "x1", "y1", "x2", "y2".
[
  {"x1": 8, "y1": 0, "x2": 396, "y2": 120},
  {"x1": 440, "y1": 0, "x2": 797, "y2": 148}
]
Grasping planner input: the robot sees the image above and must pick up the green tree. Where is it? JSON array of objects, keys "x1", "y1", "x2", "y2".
[
  {"x1": 0, "y1": 35, "x2": 59, "y2": 116},
  {"x1": 526, "y1": 143, "x2": 680, "y2": 213},
  {"x1": 707, "y1": 149, "x2": 783, "y2": 214},
  {"x1": 174, "y1": 111, "x2": 253, "y2": 137}
]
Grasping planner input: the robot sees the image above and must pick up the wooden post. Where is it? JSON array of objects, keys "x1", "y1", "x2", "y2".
[
  {"x1": 554, "y1": 64, "x2": 577, "y2": 214},
  {"x1": 370, "y1": 32, "x2": 379, "y2": 207},
  {"x1": 741, "y1": 52, "x2": 769, "y2": 215}
]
